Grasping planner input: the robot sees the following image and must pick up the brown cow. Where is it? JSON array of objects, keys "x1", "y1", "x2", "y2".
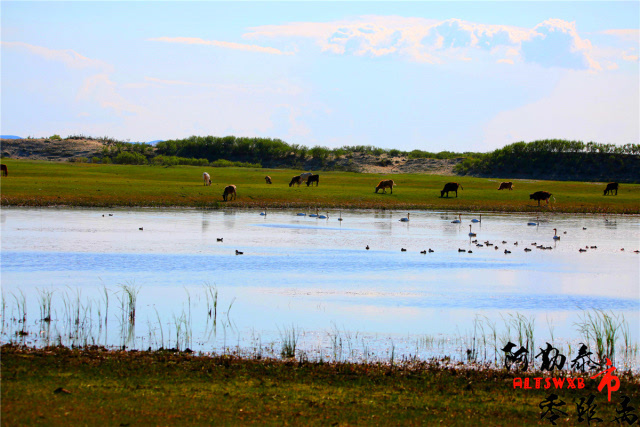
[
  {"x1": 603, "y1": 182, "x2": 618, "y2": 196},
  {"x1": 498, "y1": 182, "x2": 513, "y2": 190},
  {"x1": 0, "y1": 164, "x2": 7, "y2": 177},
  {"x1": 289, "y1": 176, "x2": 302, "y2": 187},
  {"x1": 265, "y1": 176, "x2": 272, "y2": 184},
  {"x1": 306, "y1": 174, "x2": 319, "y2": 187},
  {"x1": 530, "y1": 191, "x2": 552, "y2": 206},
  {"x1": 222, "y1": 185, "x2": 237, "y2": 201},
  {"x1": 440, "y1": 182, "x2": 462, "y2": 198},
  {"x1": 375, "y1": 180, "x2": 395, "y2": 194}
]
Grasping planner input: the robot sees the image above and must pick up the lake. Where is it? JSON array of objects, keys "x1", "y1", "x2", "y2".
[{"x1": 1, "y1": 207, "x2": 638, "y2": 369}]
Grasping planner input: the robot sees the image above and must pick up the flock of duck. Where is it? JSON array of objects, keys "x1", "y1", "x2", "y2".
[{"x1": 224, "y1": 210, "x2": 639, "y2": 255}]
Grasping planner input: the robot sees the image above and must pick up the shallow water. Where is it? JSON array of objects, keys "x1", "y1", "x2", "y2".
[{"x1": 1, "y1": 207, "x2": 639, "y2": 368}]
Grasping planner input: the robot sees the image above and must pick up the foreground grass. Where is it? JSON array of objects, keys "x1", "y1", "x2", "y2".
[
  {"x1": 2, "y1": 345, "x2": 639, "y2": 426},
  {"x1": 1, "y1": 159, "x2": 639, "y2": 213}
]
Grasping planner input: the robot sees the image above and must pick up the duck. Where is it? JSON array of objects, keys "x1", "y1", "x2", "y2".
[
  {"x1": 458, "y1": 248, "x2": 466, "y2": 252},
  {"x1": 524, "y1": 248, "x2": 532, "y2": 252},
  {"x1": 217, "y1": 238, "x2": 223, "y2": 242},
  {"x1": 139, "y1": 227, "x2": 143, "y2": 231},
  {"x1": 494, "y1": 246, "x2": 499, "y2": 250},
  {"x1": 553, "y1": 229, "x2": 561, "y2": 240},
  {"x1": 513, "y1": 242, "x2": 518, "y2": 246},
  {"x1": 366, "y1": 245, "x2": 370, "y2": 250},
  {"x1": 420, "y1": 250, "x2": 426, "y2": 254},
  {"x1": 235, "y1": 250, "x2": 243, "y2": 255},
  {"x1": 468, "y1": 225, "x2": 476, "y2": 237},
  {"x1": 471, "y1": 214, "x2": 481, "y2": 223},
  {"x1": 468, "y1": 250, "x2": 473, "y2": 254},
  {"x1": 582, "y1": 227, "x2": 587, "y2": 230},
  {"x1": 400, "y1": 213, "x2": 410, "y2": 222},
  {"x1": 428, "y1": 249, "x2": 434, "y2": 253},
  {"x1": 527, "y1": 216, "x2": 539, "y2": 226},
  {"x1": 451, "y1": 214, "x2": 462, "y2": 224},
  {"x1": 401, "y1": 248, "x2": 407, "y2": 252},
  {"x1": 579, "y1": 248, "x2": 587, "y2": 253},
  {"x1": 504, "y1": 249, "x2": 511, "y2": 254}
]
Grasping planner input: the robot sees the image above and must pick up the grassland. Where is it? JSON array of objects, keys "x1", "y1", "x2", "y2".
[
  {"x1": 1, "y1": 159, "x2": 639, "y2": 214},
  {"x1": 2, "y1": 345, "x2": 638, "y2": 426}
]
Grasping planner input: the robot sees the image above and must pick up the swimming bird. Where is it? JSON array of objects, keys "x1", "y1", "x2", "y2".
[
  {"x1": 217, "y1": 238, "x2": 223, "y2": 242},
  {"x1": 235, "y1": 250, "x2": 243, "y2": 255},
  {"x1": 139, "y1": 227, "x2": 143, "y2": 231},
  {"x1": 471, "y1": 214, "x2": 481, "y2": 223},
  {"x1": 401, "y1": 248, "x2": 407, "y2": 252},
  {"x1": 504, "y1": 249, "x2": 511, "y2": 254},
  {"x1": 420, "y1": 250, "x2": 426, "y2": 254},
  {"x1": 527, "y1": 216, "x2": 539, "y2": 226},
  {"x1": 579, "y1": 248, "x2": 587, "y2": 253},
  {"x1": 309, "y1": 208, "x2": 319, "y2": 218},
  {"x1": 468, "y1": 225, "x2": 476, "y2": 237},
  {"x1": 458, "y1": 248, "x2": 466, "y2": 252},
  {"x1": 513, "y1": 242, "x2": 518, "y2": 246},
  {"x1": 260, "y1": 208, "x2": 267, "y2": 216},
  {"x1": 429, "y1": 249, "x2": 434, "y2": 253},
  {"x1": 553, "y1": 228, "x2": 561, "y2": 240},
  {"x1": 494, "y1": 246, "x2": 499, "y2": 250},
  {"x1": 524, "y1": 248, "x2": 532, "y2": 252},
  {"x1": 318, "y1": 212, "x2": 329, "y2": 219},
  {"x1": 468, "y1": 250, "x2": 473, "y2": 253},
  {"x1": 451, "y1": 214, "x2": 462, "y2": 224},
  {"x1": 338, "y1": 210, "x2": 343, "y2": 221},
  {"x1": 400, "y1": 213, "x2": 410, "y2": 222},
  {"x1": 297, "y1": 213, "x2": 306, "y2": 216},
  {"x1": 109, "y1": 214, "x2": 113, "y2": 217},
  {"x1": 366, "y1": 245, "x2": 370, "y2": 250}
]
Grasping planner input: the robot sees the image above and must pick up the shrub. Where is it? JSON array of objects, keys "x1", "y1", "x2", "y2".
[{"x1": 49, "y1": 134, "x2": 62, "y2": 141}]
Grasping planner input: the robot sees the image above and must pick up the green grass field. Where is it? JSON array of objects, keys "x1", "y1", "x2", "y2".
[
  {"x1": 2, "y1": 345, "x2": 638, "y2": 426},
  {"x1": 1, "y1": 159, "x2": 639, "y2": 213}
]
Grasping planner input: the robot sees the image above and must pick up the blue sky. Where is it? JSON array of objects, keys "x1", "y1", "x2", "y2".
[{"x1": 1, "y1": 2, "x2": 638, "y2": 152}]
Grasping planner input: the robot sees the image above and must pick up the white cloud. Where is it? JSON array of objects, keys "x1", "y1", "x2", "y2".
[
  {"x1": 600, "y1": 29, "x2": 640, "y2": 41},
  {"x1": 147, "y1": 36, "x2": 293, "y2": 56},
  {"x1": 245, "y1": 16, "x2": 605, "y2": 71},
  {"x1": 483, "y1": 71, "x2": 639, "y2": 148},
  {"x1": 77, "y1": 74, "x2": 144, "y2": 116},
  {"x1": 1, "y1": 41, "x2": 113, "y2": 72}
]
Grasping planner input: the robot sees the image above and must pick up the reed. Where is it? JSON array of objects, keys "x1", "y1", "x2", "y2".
[
  {"x1": 36, "y1": 288, "x2": 55, "y2": 322},
  {"x1": 279, "y1": 324, "x2": 300, "y2": 359},
  {"x1": 575, "y1": 310, "x2": 624, "y2": 363}
]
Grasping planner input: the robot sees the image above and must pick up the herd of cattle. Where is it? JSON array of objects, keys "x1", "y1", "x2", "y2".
[
  {"x1": 201, "y1": 170, "x2": 622, "y2": 204},
  {"x1": 204, "y1": 172, "x2": 622, "y2": 204}
]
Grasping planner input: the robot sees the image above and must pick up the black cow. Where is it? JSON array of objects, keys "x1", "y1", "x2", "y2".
[
  {"x1": 289, "y1": 176, "x2": 302, "y2": 187},
  {"x1": 306, "y1": 174, "x2": 319, "y2": 187},
  {"x1": 603, "y1": 182, "x2": 618, "y2": 196},
  {"x1": 440, "y1": 182, "x2": 463, "y2": 198},
  {"x1": 530, "y1": 191, "x2": 552, "y2": 206}
]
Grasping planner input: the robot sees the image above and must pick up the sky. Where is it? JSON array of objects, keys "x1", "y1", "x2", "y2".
[{"x1": 1, "y1": 1, "x2": 638, "y2": 153}]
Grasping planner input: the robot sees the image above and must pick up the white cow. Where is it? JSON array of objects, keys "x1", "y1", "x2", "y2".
[
  {"x1": 203, "y1": 172, "x2": 211, "y2": 186},
  {"x1": 300, "y1": 172, "x2": 313, "y2": 183}
]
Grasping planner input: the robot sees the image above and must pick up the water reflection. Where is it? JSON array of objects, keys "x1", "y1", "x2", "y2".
[{"x1": 1, "y1": 207, "x2": 638, "y2": 368}]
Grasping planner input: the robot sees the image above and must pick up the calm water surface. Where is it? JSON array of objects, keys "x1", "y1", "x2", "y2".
[{"x1": 1, "y1": 207, "x2": 638, "y2": 367}]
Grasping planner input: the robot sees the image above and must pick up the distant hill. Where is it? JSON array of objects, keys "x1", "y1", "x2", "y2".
[
  {"x1": 0, "y1": 135, "x2": 23, "y2": 139},
  {"x1": 147, "y1": 140, "x2": 164, "y2": 145}
]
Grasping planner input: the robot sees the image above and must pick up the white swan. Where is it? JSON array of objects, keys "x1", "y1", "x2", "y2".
[
  {"x1": 399, "y1": 213, "x2": 410, "y2": 222},
  {"x1": 451, "y1": 214, "x2": 461, "y2": 224},
  {"x1": 471, "y1": 214, "x2": 481, "y2": 223},
  {"x1": 527, "y1": 216, "x2": 539, "y2": 226},
  {"x1": 468, "y1": 224, "x2": 476, "y2": 237},
  {"x1": 553, "y1": 228, "x2": 561, "y2": 240}
]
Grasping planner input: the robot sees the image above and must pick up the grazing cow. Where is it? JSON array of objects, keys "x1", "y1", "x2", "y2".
[
  {"x1": 0, "y1": 164, "x2": 7, "y2": 177},
  {"x1": 289, "y1": 175, "x2": 302, "y2": 187},
  {"x1": 603, "y1": 182, "x2": 618, "y2": 196},
  {"x1": 203, "y1": 172, "x2": 211, "y2": 186},
  {"x1": 440, "y1": 182, "x2": 463, "y2": 198},
  {"x1": 306, "y1": 174, "x2": 320, "y2": 187},
  {"x1": 375, "y1": 180, "x2": 395, "y2": 194},
  {"x1": 222, "y1": 185, "x2": 237, "y2": 201},
  {"x1": 498, "y1": 182, "x2": 513, "y2": 190},
  {"x1": 299, "y1": 172, "x2": 313, "y2": 184},
  {"x1": 265, "y1": 176, "x2": 272, "y2": 184},
  {"x1": 529, "y1": 191, "x2": 552, "y2": 206}
]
